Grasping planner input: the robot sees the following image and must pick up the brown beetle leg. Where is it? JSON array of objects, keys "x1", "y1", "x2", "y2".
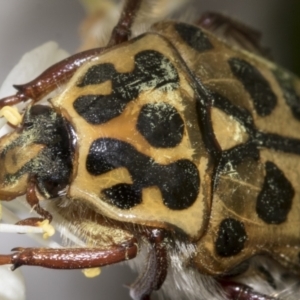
[
  {"x1": 219, "y1": 280, "x2": 276, "y2": 300},
  {"x1": 15, "y1": 179, "x2": 52, "y2": 227},
  {"x1": 107, "y1": 0, "x2": 142, "y2": 47},
  {"x1": 0, "y1": 238, "x2": 137, "y2": 270},
  {"x1": 197, "y1": 12, "x2": 271, "y2": 59},
  {"x1": 130, "y1": 229, "x2": 168, "y2": 300},
  {"x1": 0, "y1": 47, "x2": 105, "y2": 108}
]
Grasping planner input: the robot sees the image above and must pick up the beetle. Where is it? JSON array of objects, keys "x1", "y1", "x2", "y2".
[{"x1": 0, "y1": 0, "x2": 300, "y2": 299}]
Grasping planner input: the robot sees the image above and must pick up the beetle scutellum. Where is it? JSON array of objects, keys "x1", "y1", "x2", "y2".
[{"x1": 1, "y1": 1, "x2": 300, "y2": 299}]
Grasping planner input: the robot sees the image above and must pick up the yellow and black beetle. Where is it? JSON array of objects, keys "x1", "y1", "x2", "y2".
[{"x1": 1, "y1": 1, "x2": 300, "y2": 299}]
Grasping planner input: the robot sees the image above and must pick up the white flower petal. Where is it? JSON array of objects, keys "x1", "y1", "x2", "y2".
[
  {"x1": 0, "y1": 42, "x2": 69, "y2": 135},
  {"x1": 0, "y1": 41, "x2": 69, "y2": 98},
  {"x1": 0, "y1": 42, "x2": 70, "y2": 300},
  {"x1": 0, "y1": 265, "x2": 25, "y2": 300}
]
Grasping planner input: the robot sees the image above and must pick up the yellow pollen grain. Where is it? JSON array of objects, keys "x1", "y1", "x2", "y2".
[
  {"x1": 37, "y1": 219, "x2": 55, "y2": 239},
  {"x1": 82, "y1": 267, "x2": 101, "y2": 278},
  {"x1": 0, "y1": 106, "x2": 22, "y2": 126}
]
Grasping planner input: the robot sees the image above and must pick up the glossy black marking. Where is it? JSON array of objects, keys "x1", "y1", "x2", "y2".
[
  {"x1": 103, "y1": 183, "x2": 142, "y2": 209},
  {"x1": 257, "y1": 266, "x2": 277, "y2": 290},
  {"x1": 212, "y1": 92, "x2": 259, "y2": 180},
  {"x1": 214, "y1": 92, "x2": 300, "y2": 154},
  {"x1": 219, "y1": 143, "x2": 260, "y2": 170},
  {"x1": 86, "y1": 138, "x2": 200, "y2": 210},
  {"x1": 136, "y1": 103, "x2": 184, "y2": 148},
  {"x1": 256, "y1": 131, "x2": 300, "y2": 154},
  {"x1": 3, "y1": 105, "x2": 73, "y2": 198},
  {"x1": 78, "y1": 63, "x2": 115, "y2": 86},
  {"x1": 74, "y1": 50, "x2": 179, "y2": 124},
  {"x1": 256, "y1": 161, "x2": 294, "y2": 224},
  {"x1": 215, "y1": 218, "x2": 247, "y2": 257},
  {"x1": 228, "y1": 58, "x2": 277, "y2": 116},
  {"x1": 273, "y1": 69, "x2": 300, "y2": 121},
  {"x1": 174, "y1": 23, "x2": 213, "y2": 52},
  {"x1": 193, "y1": 77, "x2": 222, "y2": 161},
  {"x1": 213, "y1": 91, "x2": 255, "y2": 134},
  {"x1": 211, "y1": 92, "x2": 300, "y2": 178}
]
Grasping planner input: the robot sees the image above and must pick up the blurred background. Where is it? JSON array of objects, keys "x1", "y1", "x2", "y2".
[{"x1": 0, "y1": 1, "x2": 299, "y2": 300}]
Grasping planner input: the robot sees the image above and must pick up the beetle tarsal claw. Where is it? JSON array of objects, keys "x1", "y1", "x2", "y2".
[
  {"x1": 0, "y1": 105, "x2": 22, "y2": 126},
  {"x1": 82, "y1": 267, "x2": 101, "y2": 278},
  {"x1": 36, "y1": 219, "x2": 55, "y2": 239}
]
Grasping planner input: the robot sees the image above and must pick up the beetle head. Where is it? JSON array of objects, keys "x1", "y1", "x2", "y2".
[{"x1": 0, "y1": 105, "x2": 73, "y2": 200}]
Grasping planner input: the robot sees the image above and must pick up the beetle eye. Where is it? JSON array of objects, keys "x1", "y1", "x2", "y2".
[
  {"x1": 22, "y1": 121, "x2": 34, "y2": 129},
  {"x1": 23, "y1": 121, "x2": 33, "y2": 130}
]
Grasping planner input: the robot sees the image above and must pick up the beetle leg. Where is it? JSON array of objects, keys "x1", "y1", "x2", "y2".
[
  {"x1": 107, "y1": 0, "x2": 142, "y2": 47},
  {"x1": 0, "y1": 47, "x2": 105, "y2": 108},
  {"x1": 219, "y1": 280, "x2": 277, "y2": 300},
  {"x1": 197, "y1": 12, "x2": 271, "y2": 59},
  {"x1": 129, "y1": 229, "x2": 168, "y2": 300},
  {"x1": 0, "y1": 238, "x2": 137, "y2": 270},
  {"x1": 15, "y1": 179, "x2": 52, "y2": 227}
]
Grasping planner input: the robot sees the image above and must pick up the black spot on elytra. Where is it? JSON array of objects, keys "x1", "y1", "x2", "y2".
[
  {"x1": 257, "y1": 266, "x2": 277, "y2": 290},
  {"x1": 228, "y1": 58, "x2": 277, "y2": 116},
  {"x1": 74, "y1": 50, "x2": 179, "y2": 124},
  {"x1": 174, "y1": 23, "x2": 213, "y2": 52},
  {"x1": 86, "y1": 138, "x2": 200, "y2": 210},
  {"x1": 215, "y1": 218, "x2": 247, "y2": 257},
  {"x1": 102, "y1": 183, "x2": 142, "y2": 209},
  {"x1": 273, "y1": 69, "x2": 300, "y2": 121},
  {"x1": 136, "y1": 102, "x2": 184, "y2": 148},
  {"x1": 209, "y1": 92, "x2": 300, "y2": 179},
  {"x1": 256, "y1": 161, "x2": 294, "y2": 224}
]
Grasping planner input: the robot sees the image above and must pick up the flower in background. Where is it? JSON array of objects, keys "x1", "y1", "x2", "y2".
[
  {"x1": 0, "y1": 41, "x2": 69, "y2": 300},
  {"x1": 0, "y1": 265, "x2": 25, "y2": 300}
]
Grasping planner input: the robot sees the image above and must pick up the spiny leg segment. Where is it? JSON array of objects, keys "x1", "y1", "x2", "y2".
[{"x1": 0, "y1": 239, "x2": 138, "y2": 270}]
